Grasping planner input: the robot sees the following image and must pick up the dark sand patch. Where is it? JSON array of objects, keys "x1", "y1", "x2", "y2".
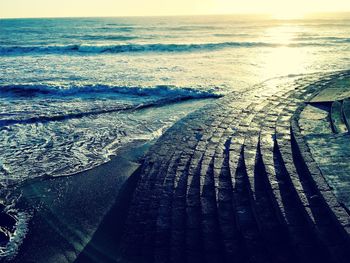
[{"x1": 11, "y1": 141, "x2": 150, "y2": 263}]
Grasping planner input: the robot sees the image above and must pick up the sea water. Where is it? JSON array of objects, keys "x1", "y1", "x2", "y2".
[{"x1": 1, "y1": 15, "x2": 350, "y2": 184}]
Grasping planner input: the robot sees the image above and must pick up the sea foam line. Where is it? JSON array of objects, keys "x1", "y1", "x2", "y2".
[
  {"x1": 0, "y1": 41, "x2": 333, "y2": 55},
  {"x1": 0, "y1": 83, "x2": 222, "y2": 98}
]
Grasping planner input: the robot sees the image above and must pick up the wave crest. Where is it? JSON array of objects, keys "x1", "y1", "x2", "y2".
[
  {"x1": 0, "y1": 40, "x2": 336, "y2": 55},
  {"x1": 0, "y1": 84, "x2": 222, "y2": 127},
  {"x1": 0, "y1": 42, "x2": 279, "y2": 55},
  {"x1": 0, "y1": 84, "x2": 222, "y2": 99}
]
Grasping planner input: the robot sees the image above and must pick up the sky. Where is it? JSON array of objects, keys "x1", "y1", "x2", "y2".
[{"x1": 1, "y1": 0, "x2": 350, "y2": 19}]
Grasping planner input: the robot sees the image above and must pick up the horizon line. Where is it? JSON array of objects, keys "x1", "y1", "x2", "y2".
[{"x1": 1, "y1": 11, "x2": 350, "y2": 20}]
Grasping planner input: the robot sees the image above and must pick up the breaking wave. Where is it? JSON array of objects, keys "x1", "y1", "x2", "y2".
[
  {"x1": 0, "y1": 84, "x2": 222, "y2": 126},
  {"x1": 0, "y1": 41, "x2": 332, "y2": 55},
  {"x1": 0, "y1": 83, "x2": 222, "y2": 98}
]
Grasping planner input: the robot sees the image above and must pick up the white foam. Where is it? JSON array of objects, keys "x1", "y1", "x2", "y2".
[{"x1": 0, "y1": 212, "x2": 30, "y2": 261}]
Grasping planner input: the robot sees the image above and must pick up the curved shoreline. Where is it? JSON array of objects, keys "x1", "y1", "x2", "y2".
[{"x1": 5, "y1": 97, "x2": 216, "y2": 262}]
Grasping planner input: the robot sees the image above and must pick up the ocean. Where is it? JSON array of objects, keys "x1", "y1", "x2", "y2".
[{"x1": 1, "y1": 15, "x2": 350, "y2": 184}]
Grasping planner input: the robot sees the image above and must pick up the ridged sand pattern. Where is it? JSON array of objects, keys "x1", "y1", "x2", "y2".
[{"x1": 118, "y1": 71, "x2": 350, "y2": 263}]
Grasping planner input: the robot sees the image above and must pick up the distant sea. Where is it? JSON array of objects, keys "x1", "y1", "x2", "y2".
[{"x1": 1, "y1": 15, "x2": 350, "y2": 184}]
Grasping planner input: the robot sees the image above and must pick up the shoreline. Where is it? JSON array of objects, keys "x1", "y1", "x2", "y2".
[
  {"x1": 10, "y1": 140, "x2": 152, "y2": 263},
  {"x1": 1, "y1": 97, "x2": 216, "y2": 262},
  {"x1": 6, "y1": 139, "x2": 150, "y2": 190},
  {"x1": 2, "y1": 96, "x2": 219, "y2": 190}
]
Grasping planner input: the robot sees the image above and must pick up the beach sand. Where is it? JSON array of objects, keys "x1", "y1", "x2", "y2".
[{"x1": 11, "y1": 141, "x2": 151, "y2": 263}]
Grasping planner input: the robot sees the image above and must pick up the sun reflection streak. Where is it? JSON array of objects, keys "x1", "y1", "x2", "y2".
[{"x1": 258, "y1": 24, "x2": 314, "y2": 79}]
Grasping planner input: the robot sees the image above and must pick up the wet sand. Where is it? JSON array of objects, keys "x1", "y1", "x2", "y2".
[{"x1": 11, "y1": 141, "x2": 151, "y2": 263}]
